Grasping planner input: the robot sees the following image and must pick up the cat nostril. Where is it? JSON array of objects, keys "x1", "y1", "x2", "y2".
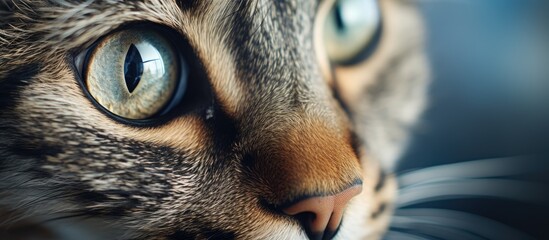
[{"x1": 282, "y1": 185, "x2": 362, "y2": 240}]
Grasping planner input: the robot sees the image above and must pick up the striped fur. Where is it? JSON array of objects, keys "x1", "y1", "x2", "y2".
[{"x1": 0, "y1": 0, "x2": 429, "y2": 239}]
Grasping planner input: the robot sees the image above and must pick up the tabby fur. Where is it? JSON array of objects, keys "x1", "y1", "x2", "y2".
[{"x1": 0, "y1": 0, "x2": 429, "y2": 239}]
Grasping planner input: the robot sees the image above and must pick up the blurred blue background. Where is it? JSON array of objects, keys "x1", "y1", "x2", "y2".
[{"x1": 395, "y1": 0, "x2": 549, "y2": 238}]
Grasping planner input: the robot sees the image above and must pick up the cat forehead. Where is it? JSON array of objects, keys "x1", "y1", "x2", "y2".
[
  {"x1": 2, "y1": 0, "x2": 322, "y2": 60},
  {"x1": 9, "y1": 0, "x2": 320, "y2": 39},
  {"x1": 2, "y1": 0, "x2": 333, "y2": 120}
]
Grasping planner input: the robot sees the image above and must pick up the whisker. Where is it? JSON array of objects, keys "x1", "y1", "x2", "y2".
[
  {"x1": 397, "y1": 156, "x2": 544, "y2": 188},
  {"x1": 397, "y1": 178, "x2": 548, "y2": 207},
  {"x1": 390, "y1": 218, "x2": 483, "y2": 240},
  {"x1": 383, "y1": 230, "x2": 431, "y2": 240},
  {"x1": 391, "y1": 208, "x2": 534, "y2": 240}
]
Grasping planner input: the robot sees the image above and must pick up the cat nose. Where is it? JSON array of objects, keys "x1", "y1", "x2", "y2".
[{"x1": 283, "y1": 185, "x2": 362, "y2": 240}]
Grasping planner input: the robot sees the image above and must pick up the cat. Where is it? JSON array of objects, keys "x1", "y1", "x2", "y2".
[{"x1": 0, "y1": 0, "x2": 429, "y2": 239}]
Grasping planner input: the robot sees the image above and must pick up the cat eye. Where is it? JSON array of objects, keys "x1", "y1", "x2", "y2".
[
  {"x1": 323, "y1": 0, "x2": 382, "y2": 64},
  {"x1": 80, "y1": 26, "x2": 188, "y2": 120}
]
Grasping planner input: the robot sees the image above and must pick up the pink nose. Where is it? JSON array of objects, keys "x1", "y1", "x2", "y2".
[{"x1": 283, "y1": 185, "x2": 362, "y2": 240}]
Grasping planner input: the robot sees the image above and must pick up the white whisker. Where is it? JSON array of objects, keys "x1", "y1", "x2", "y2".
[
  {"x1": 383, "y1": 230, "x2": 430, "y2": 240},
  {"x1": 391, "y1": 208, "x2": 534, "y2": 240},
  {"x1": 397, "y1": 178, "x2": 548, "y2": 207},
  {"x1": 398, "y1": 156, "x2": 544, "y2": 188},
  {"x1": 390, "y1": 217, "x2": 483, "y2": 240}
]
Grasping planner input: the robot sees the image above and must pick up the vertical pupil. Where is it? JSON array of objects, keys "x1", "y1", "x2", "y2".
[
  {"x1": 124, "y1": 44, "x2": 143, "y2": 93},
  {"x1": 334, "y1": 3, "x2": 345, "y2": 32}
]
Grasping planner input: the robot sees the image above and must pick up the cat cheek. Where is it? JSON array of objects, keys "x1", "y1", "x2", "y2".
[{"x1": 129, "y1": 116, "x2": 211, "y2": 152}]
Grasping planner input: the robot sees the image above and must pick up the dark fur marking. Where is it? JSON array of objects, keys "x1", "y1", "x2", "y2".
[
  {"x1": 0, "y1": 1, "x2": 15, "y2": 21},
  {"x1": 201, "y1": 228, "x2": 236, "y2": 240},
  {"x1": 168, "y1": 230, "x2": 196, "y2": 240},
  {"x1": 228, "y1": 1, "x2": 288, "y2": 89},
  {"x1": 83, "y1": 198, "x2": 140, "y2": 217},
  {"x1": 206, "y1": 102, "x2": 239, "y2": 161},
  {"x1": 371, "y1": 202, "x2": 387, "y2": 219},
  {"x1": 69, "y1": 189, "x2": 142, "y2": 217},
  {"x1": 175, "y1": 0, "x2": 199, "y2": 11},
  {"x1": 106, "y1": 198, "x2": 140, "y2": 216},
  {"x1": 76, "y1": 190, "x2": 110, "y2": 203},
  {"x1": 0, "y1": 64, "x2": 39, "y2": 109},
  {"x1": 240, "y1": 152, "x2": 255, "y2": 169},
  {"x1": 228, "y1": 1, "x2": 262, "y2": 77},
  {"x1": 9, "y1": 141, "x2": 63, "y2": 159},
  {"x1": 374, "y1": 169, "x2": 387, "y2": 192}
]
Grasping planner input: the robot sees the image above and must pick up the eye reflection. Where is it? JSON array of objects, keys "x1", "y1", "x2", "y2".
[
  {"x1": 84, "y1": 27, "x2": 184, "y2": 120},
  {"x1": 124, "y1": 42, "x2": 167, "y2": 94},
  {"x1": 124, "y1": 44, "x2": 143, "y2": 93}
]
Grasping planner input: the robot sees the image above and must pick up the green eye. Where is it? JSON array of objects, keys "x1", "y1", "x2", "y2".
[
  {"x1": 84, "y1": 27, "x2": 187, "y2": 120},
  {"x1": 324, "y1": 0, "x2": 381, "y2": 64}
]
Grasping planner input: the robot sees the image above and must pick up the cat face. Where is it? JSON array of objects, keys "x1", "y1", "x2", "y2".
[{"x1": 0, "y1": 0, "x2": 428, "y2": 239}]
